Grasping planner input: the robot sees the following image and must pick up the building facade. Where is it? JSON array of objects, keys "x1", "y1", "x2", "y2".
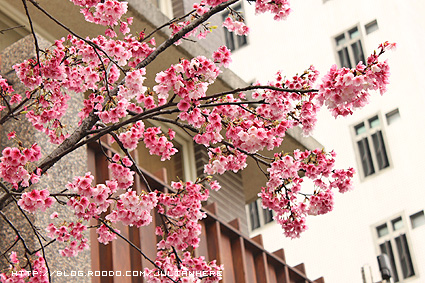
[
  {"x1": 0, "y1": 0, "x2": 327, "y2": 282},
  {"x1": 226, "y1": 1, "x2": 425, "y2": 283}
]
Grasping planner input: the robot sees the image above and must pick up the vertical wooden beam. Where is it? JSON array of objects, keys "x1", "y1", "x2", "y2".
[
  {"x1": 244, "y1": 248, "x2": 257, "y2": 283},
  {"x1": 272, "y1": 249, "x2": 290, "y2": 283},
  {"x1": 231, "y1": 237, "x2": 248, "y2": 283},
  {"x1": 293, "y1": 263, "x2": 307, "y2": 283},
  {"x1": 254, "y1": 252, "x2": 270, "y2": 283},
  {"x1": 220, "y1": 233, "x2": 235, "y2": 283},
  {"x1": 205, "y1": 221, "x2": 222, "y2": 265},
  {"x1": 112, "y1": 224, "x2": 132, "y2": 283},
  {"x1": 129, "y1": 226, "x2": 143, "y2": 283}
]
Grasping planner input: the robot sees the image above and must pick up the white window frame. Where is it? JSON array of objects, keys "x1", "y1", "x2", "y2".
[
  {"x1": 246, "y1": 198, "x2": 274, "y2": 232},
  {"x1": 351, "y1": 112, "x2": 392, "y2": 180},
  {"x1": 372, "y1": 213, "x2": 417, "y2": 283},
  {"x1": 333, "y1": 24, "x2": 366, "y2": 68},
  {"x1": 148, "y1": 120, "x2": 197, "y2": 182}
]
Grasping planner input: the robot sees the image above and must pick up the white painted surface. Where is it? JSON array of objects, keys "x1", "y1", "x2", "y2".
[{"x1": 232, "y1": 1, "x2": 425, "y2": 282}]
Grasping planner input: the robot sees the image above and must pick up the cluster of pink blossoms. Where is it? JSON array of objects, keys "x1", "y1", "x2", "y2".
[
  {"x1": 46, "y1": 221, "x2": 89, "y2": 257},
  {"x1": 66, "y1": 172, "x2": 118, "y2": 220},
  {"x1": 204, "y1": 147, "x2": 247, "y2": 175},
  {"x1": 212, "y1": 45, "x2": 232, "y2": 68},
  {"x1": 17, "y1": 189, "x2": 55, "y2": 213},
  {"x1": 14, "y1": 24, "x2": 155, "y2": 140},
  {"x1": 156, "y1": 181, "x2": 208, "y2": 251},
  {"x1": 0, "y1": 252, "x2": 49, "y2": 283},
  {"x1": 70, "y1": 0, "x2": 128, "y2": 28},
  {"x1": 0, "y1": 75, "x2": 14, "y2": 112},
  {"x1": 317, "y1": 42, "x2": 395, "y2": 117},
  {"x1": 222, "y1": 17, "x2": 250, "y2": 36},
  {"x1": 144, "y1": 252, "x2": 223, "y2": 283},
  {"x1": 106, "y1": 190, "x2": 158, "y2": 227},
  {"x1": 0, "y1": 144, "x2": 42, "y2": 189},
  {"x1": 144, "y1": 181, "x2": 223, "y2": 282},
  {"x1": 259, "y1": 149, "x2": 354, "y2": 238},
  {"x1": 255, "y1": 0, "x2": 291, "y2": 20}
]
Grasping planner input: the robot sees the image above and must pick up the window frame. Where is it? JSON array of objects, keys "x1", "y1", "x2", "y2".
[
  {"x1": 372, "y1": 213, "x2": 417, "y2": 282},
  {"x1": 333, "y1": 24, "x2": 367, "y2": 68},
  {"x1": 246, "y1": 198, "x2": 274, "y2": 232},
  {"x1": 351, "y1": 112, "x2": 392, "y2": 180},
  {"x1": 145, "y1": 120, "x2": 197, "y2": 182}
]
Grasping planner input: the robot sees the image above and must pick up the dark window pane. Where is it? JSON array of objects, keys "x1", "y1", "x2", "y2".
[
  {"x1": 338, "y1": 47, "x2": 352, "y2": 68},
  {"x1": 335, "y1": 34, "x2": 346, "y2": 46},
  {"x1": 372, "y1": 131, "x2": 389, "y2": 170},
  {"x1": 349, "y1": 27, "x2": 359, "y2": 39},
  {"x1": 224, "y1": 29, "x2": 235, "y2": 51},
  {"x1": 357, "y1": 138, "x2": 375, "y2": 176},
  {"x1": 368, "y1": 116, "x2": 380, "y2": 128},
  {"x1": 351, "y1": 40, "x2": 365, "y2": 64},
  {"x1": 377, "y1": 224, "x2": 389, "y2": 237},
  {"x1": 380, "y1": 241, "x2": 399, "y2": 282},
  {"x1": 248, "y1": 201, "x2": 260, "y2": 230},
  {"x1": 263, "y1": 208, "x2": 273, "y2": 224},
  {"x1": 365, "y1": 20, "x2": 379, "y2": 34},
  {"x1": 395, "y1": 234, "x2": 415, "y2": 279},
  {"x1": 410, "y1": 210, "x2": 425, "y2": 229},
  {"x1": 386, "y1": 108, "x2": 401, "y2": 125},
  {"x1": 237, "y1": 34, "x2": 247, "y2": 48},
  {"x1": 391, "y1": 217, "x2": 403, "y2": 231},
  {"x1": 355, "y1": 122, "x2": 366, "y2": 135}
]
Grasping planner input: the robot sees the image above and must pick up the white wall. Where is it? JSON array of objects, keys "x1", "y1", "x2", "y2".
[{"x1": 231, "y1": 1, "x2": 425, "y2": 282}]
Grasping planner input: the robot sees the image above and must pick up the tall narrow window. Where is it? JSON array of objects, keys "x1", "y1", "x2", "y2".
[
  {"x1": 334, "y1": 25, "x2": 365, "y2": 68},
  {"x1": 248, "y1": 201, "x2": 260, "y2": 230},
  {"x1": 374, "y1": 215, "x2": 415, "y2": 282},
  {"x1": 247, "y1": 198, "x2": 274, "y2": 231},
  {"x1": 353, "y1": 114, "x2": 390, "y2": 178}
]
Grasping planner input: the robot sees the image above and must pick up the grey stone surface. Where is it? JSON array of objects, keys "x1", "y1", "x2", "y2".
[{"x1": 0, "y1": 35, "x2": 90, "y2": 282}]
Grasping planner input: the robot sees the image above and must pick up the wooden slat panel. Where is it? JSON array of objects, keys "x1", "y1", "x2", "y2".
[
  {"x1": 129, "y1": 226, "x2": 143, "y2": 283},
  {"x1": 313, "y1": 277, "x2": 325, "y2": 283},
  {"x1": 139, "y1": 216, "x2": 159, "y2": 272},
  {"x1": 195, "y1": 221, "x2": 209, "y2": 261},
  {"x1": 267, "y1": 262, "x2": 278, "y2": 283},
  {"x1": 220, "y1": 233, "x2": 235, "y2": 283},
  {"x1": 244, "y1": 248, "x2": 257, "y2": 283},
  {"x1": 254, "y1": 252, "x2": 269, "y2": 283},
  {"x1": 205, "y1": 221, "x2": 222, "y2": 265},
  {"x1": 231, "y1": 237, "x2": 248, "y2": 283},
  {"x1": 112, "y1": 224, "x2": 132, "y2": 283},
  {"x1": 272, "y1": 248, "x2": 290, "y2": 282}
]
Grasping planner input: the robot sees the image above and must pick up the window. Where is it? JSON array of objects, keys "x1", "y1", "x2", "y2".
[
  {"x1": 410, "y1": 210, "x2": 425, "y2": 229},
  {"x1": 150, "y1": 0, "x2": 173, "y2": 18},
  {"x1": 386, "y1": 108, "x2": 401, "y2": 125},
  {"x1": 374, "y1": 215, "x2": 415, "y2": 282},
  {"x1": 222, "y1": 4, "x2": 248, "y2": 51},
  {"x1": 247, "y1": 198, "x2": 274, "y2": 231},
  {"x1": 132, "y1": 121, "x2": 196, "y2": 184},
  {"x1": 365, "y1": 19, "x2": 379, "y2": 35},
  {"x1": 334, "y1": 25, "x2": 365, "y2": 68},
  {"x1": 352, "y1": 114, "x2": 390, "y2": 178}
]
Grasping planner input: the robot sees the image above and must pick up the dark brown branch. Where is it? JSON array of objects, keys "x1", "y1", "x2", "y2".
[
  {"x1": 200, "y1": 85, "x2": 318, "y2": 102},
  {"x1": 12, "y1": 198, "x2": 51, "y2": 283},
  {"x1": 22, "y1": 0, "x2": 41, "y2": 68}
]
